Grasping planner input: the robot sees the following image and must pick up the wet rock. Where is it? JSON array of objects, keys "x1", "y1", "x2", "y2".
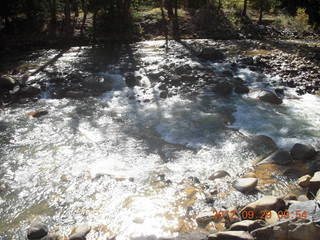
[
  {"x1": 69, "y1": 225, "x2": 91, "y2": 240},
  {"x1": 197, "y1": 48, "x2": 225, "y2": 61},
  {"x1": 27, "y1": 223, "x2": 48, "y2": 240},
  {"x1": 196, "y1": 211, "x2": 214, "y2": 227},
  {"x1": 208, "y1": 231, "x2": 254, "y2": 240},
  {"x1": 159, "y1": 91, "x2": 168, "y2": 99},
  {"x1": 235, "y1": 84, "x2": 249, "y2": 94},
  {"x1": 309, "y1": 171, "x2": 320, "y2": 190},
  {"x1": 315, "y1": 189, "x2": 320, "y2": 201},
  {"x1": 282, "y1": 194, "x2": 297, "y2": 201},
  {"x1": 239, "y1": 57, "x2": 254, "y2": 65},
  {"x1": 290, "y1": 143, "x2": 317, "y2": 161},
  {"x1": 297, "y1": 175, "x2": 311, "y2": 188},
  {"x1": 258, "y1": 150, "x2": 293, "y2": 165},
  {"x1": 288, "y1": 200, "x2": 320, "y2": 222},
  {"x1": 213, "y1": 82, "x2": 233, "y2": 96},
  {"x1": 42, "y1": 234, "x2": 61, "y2": 240},
  {"x1": 20, "y1": 84, "x2": 41, "y2": 97},
  {"x1": 27, "y1": 110, "x2": 49, "y2": 118},
  {"x1": 247, "y1": 135, "x2": 278, "y2": 157},
  {"x1": 83, "y1": 75, "x2": 113, "y2": 90},
  {"x1": 265, "y1": 210, "x2": 280, "y2": 225},
  {"x1": 229, "y1": 220, "x2": 265, "y2": 231},
  {"x1": 258, "y1": 90, "x2": 282, "y2": 105},
  {"x1": 233, "y1": 178, "x2": 258, "y2": 193},
  {"x1": 241, "y1": 172, "x2": 257, "y2": 178},
  {"x1": 209, "y1": 170, "x2": 230, "y2": 180},
  {"x1": 297, "y1": 195, "x2": 309, "y2": 202},
  {"x1": 124, "y1": 73, "x2": 139, "y2": 88},
  {"x1": 241, "y1": 196, "x2": 285, "y2": 217},
  {"x1": 0, "y1": 75, "x2": 16, "y2": 90}
]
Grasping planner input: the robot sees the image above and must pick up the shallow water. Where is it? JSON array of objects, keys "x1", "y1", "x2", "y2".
[{"x1": 0, "y1": 40, "x2": 319, "y2": 239}]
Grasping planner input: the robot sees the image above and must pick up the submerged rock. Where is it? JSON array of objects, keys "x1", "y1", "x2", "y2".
[
  {"x1": 246, "y1": 135, "x2": 278, "y2": 158},
  {"x1": 233, "y1": 178, "x2": 258, "y2": 193},
  {"x1": 258, "y1": 90, "x2": 282, "y2": 105},
  {"x1": 213, "y1": 82, "x2": 233, "y2": 96},
  {"x1": 235, "y1": 84, "x2": 250, "y2": 94},
  {"x1": 27, "y1": 223, "x2": 48, "y2": 240},
  {"x1": 197, "y1": 48, "x2": 225, "y2": 61},
  {"x1": 290, "y1": 143, "x2": 317, "y2": 161}
]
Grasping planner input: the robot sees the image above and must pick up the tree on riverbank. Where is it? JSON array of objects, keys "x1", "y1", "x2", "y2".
[{"x1": 0, "y1": 0, "x2": 319, "y2": 49}]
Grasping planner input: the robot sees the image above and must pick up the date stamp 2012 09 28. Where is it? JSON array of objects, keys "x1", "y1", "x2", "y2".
[{"x1": 211, "y1": 209, "x2": 308, "y2": 220}]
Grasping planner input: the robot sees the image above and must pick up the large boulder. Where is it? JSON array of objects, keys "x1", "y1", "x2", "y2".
[
  {"x1": 309, "y1": 171, "x2": 320, "y2": 191},
  {"x1": 246, "y1": 135, "x2": 278, "y2": 158},
  {"x1": 208, "y1": 231, "x2": 254, "y2": 240},
  {"x1": 27, "y1": 223, "x2": 48, "y2": 240},
  {"x1": 290, "y1": 143, "x2": 317, "y2": 161},
  {"x1": 241, "y1": 196, "x2": 286, "y2": 218},
  {"x1": 233, "y1": 178, "x2": 258, "y2": 193},
  {"x1": 0, "y1": 76, "x2": 16, "y2": 90},
  {"x1": 258, "y1": 90, "x2": 282, "y2": 105},
  {"x1": 257, "y1": 150, "x2": 293, "y2": 165}
]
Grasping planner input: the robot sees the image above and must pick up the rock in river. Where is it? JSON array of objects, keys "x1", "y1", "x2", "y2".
[
  {"x1": 229, "y1": 220, "x2": 265, "y2": 231},
  {"x1": 241, "y1": 196, "x2": 285, "y2": 217},
  {"x1": 233, "y1": 178, "x2": 258, "y2": 193},
  {"x1": 257, "y1": 150, "x2": 293, "y2": 165},
  {"x1": 208, "y1": 231, "x2": 254, "y2": 240},
  {"x1": 209, "y1": 170, "x2": 230, "y2": 180},
  {"x1": 27, "y1": 223, "x2": 48, "y2": 240},
  {"x1": 297, "y1": 175, "x2": 311, "y2": 188},
  {"x1": 290, "y1": 143, "x2": 317, "y2": 161},
  {"x1": 0, "y1": 75, "x2": 16, "y2": 90},
  {"x1": 258, "y1": 90, "x2": 282, "y2": 105},
  {"x1": 69, "y1": 224, "x2": 91, "y2": 240}
]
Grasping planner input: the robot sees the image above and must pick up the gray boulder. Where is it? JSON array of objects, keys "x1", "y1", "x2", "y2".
[
  {"x1": 0, "y1": 76, "x2": 16, "y2": 90},
  {"x1": 257, "y1": 150, "x2": 293, "y2": 165},
  {"x1": 258, "y1": 90, "x2": 282, "y2": 105},
  {"x1": 290, "y1": 143, "x2": 317, "y2": 161},
  {"x1": 27, "y1": 223, "x2": 48, "y2": 240}
]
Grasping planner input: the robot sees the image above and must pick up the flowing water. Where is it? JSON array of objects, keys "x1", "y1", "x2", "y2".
[{"x1": 0, "y1": 40, "x2": 320, "y2": 239}]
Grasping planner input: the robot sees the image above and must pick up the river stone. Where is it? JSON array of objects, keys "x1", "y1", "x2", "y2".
[
  {"x1": 0, "y1": 75, "x2": 16, "y2": 90},
  {"x1": 20, "y1": 85, "x2": 41, "y2": 97},
  {"x1": 213, "y1": 82, "x2": 233, "y2": 96},
  {"x1": 242, "y1": 172, "x2": 257, "y2": 178},
  {"x1": 290, "y1": 143, "x2": 317, "y2": 161},
  {"x1": 265, "y1": 210, "x2": 279, "y2": 225},
  {"x1": 298, "y1": 175, "x2": 311, "y2": 188},
  {"x1": 288, "y1": 200, "x2": 320, "y2": 222},
  {"x1": 257, "y1": 150, "x2": 293, "y2": 165},
  {"x1": 247, "y1": 135, "x2": 277, "y2": 157},
  {"x1": 309, "y1": 171, "x2": 320, "y2": 190},
  {"x1": 208, "y1": 231, "x2": 254, "y2": 240},
  {"x1": 69, "y1": 224, "x2": 91, "y2": 240},
  {"x1": 197, "y1": 48, "x2": 225, "y2": 61},
  {"x1": 229, "y1": 220, "x2": 265, "y2": 231},
  {"x1": 297, "y1": 195, "x2": 309, "y2": 202},
  {"x1": 241, "y1": 196, "x2": 285, "y2": 217},
  {"x1": 287, "y1": 218, "x2": 320, "y2": 240},
  {"x1": 258, "y1": 90, "x2": 282, "y2": 105},
  {"x1": 233, "y1": 178, "x2": 258, "y2": 193},
  {"x1": 315, "y1": 189, "x2": 320, "y2": 201},
  {"x1": 27, "y1": 223, "x2": 48, "y2": 240},
  {"x1": 209, "y1": 170, "x2": 230, "y2": 180},
  {"x1": 196, "y1": 211, "x2": 214, "y2": 227},
  {"x1": 27, "y1": 110, "x2": 49, "y2": 118}
]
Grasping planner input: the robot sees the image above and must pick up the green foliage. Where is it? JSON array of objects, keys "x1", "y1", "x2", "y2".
[{"x1": 273, "y1": 8, "x2": 312, "y2": 34}]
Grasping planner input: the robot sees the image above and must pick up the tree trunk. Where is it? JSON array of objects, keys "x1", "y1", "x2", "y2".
[
  {"x1": 48, "y1": 0, "x2": 57, "y2": 36},
  {"x1": 160, "y1": 0, "x2": 168, "y2": 49},
  {"x1": 258, "y1": 0, "x2": 263, "y2": 24},
  {"x1": 242, "y1": 0, "x2": 248, "y2": 16},
  {"x1": 64, "y1": 0, "x2": 72, "y2": 36},
  {"x1": 173, "y1": 0, "x2": 179, "y2": 39},
  {"x1": 92, "y1": 9, "x2": 98, "y2": 42},
  {"x1": 80, "y1": 0, "x2": 87, "y2": 36}
]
